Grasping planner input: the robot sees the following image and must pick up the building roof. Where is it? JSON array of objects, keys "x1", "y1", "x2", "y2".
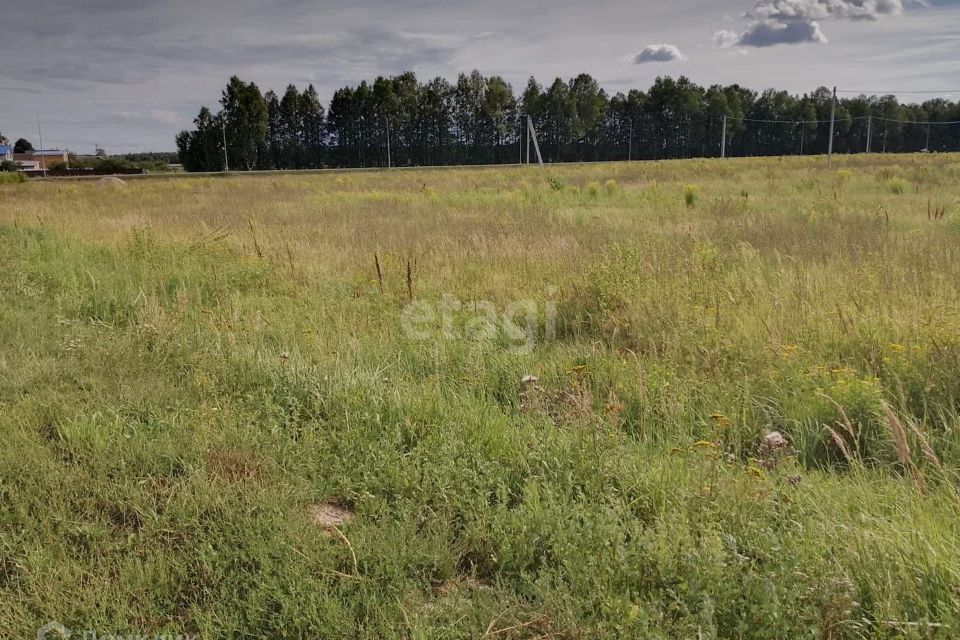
[
  {"x1": 32, "y1": 149, "x2": 67, "y2": 156},
  {"x1": 0, "y1": 145, "x2": 12, "y2": 156}
]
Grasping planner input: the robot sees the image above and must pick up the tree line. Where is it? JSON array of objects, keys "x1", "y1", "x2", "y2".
[{"x1": 176, "y1": 73, "x2": 960, "y2": 171}]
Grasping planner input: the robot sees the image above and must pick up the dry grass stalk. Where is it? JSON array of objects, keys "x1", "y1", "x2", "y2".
[
  {"x1": 818, "y1": 392, "x2": 857, "y2": 443},
  {"x1": 881, "y1": 403, "x2": 927, "y2": 495},
  {"x1": 826, "y1": 426, "x2": 855, "y2": 465},
  {"x1": 927, "y1": 197, "x2": 947, "y2": 220},
  {"x1": 285, "y1": 242, "x2": 295, "y2": 276},
  {"x1": 903, "y1": 410, "x2": 960, "y2": 499},
  {"x1": 247, "y1": 217, "x2": 264, "y2": 258},
  {"x1": 481, "y1": 614, "x2": 549, "y2": 639},
  {"x1": 331, "y1": 525, "x2": 359, "y2": 575},
  {"x1": 406, "y1": 259, "x2": 413, "y2": 302},
  {"x1": 817, "y1": 392, "x2": 859, "y2": 463},
  {"x1": 908, "y1": 421, "x2": 944, "y2": 473},
  {"x1": 374, "y1": 253, "x2": 384, "y2": 293}
]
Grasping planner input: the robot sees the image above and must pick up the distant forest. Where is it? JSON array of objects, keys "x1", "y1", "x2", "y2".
[{"x1": 176, "y1": 72, "x2": 960, "y2": 171}]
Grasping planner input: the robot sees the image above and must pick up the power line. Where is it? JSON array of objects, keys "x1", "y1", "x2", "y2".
[
  {"x1": 871, "y1": 116, "x2": 960, "y2": 125},
  {"x1": 727, "y1": 115, "x2": 870, "y2": 124},
  {"x1": 837, "y1": 89, "x2": 960, "y2": 94},
  {"x1": 727, "y1": 114, "x2": 960, "y2": 126}
]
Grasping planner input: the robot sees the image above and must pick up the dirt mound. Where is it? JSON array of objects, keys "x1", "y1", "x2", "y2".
[
  {"x1": 96, "y1": 176, "x2": 127, "y2": 187},
  {"x1": 307, "y1": 502, "x2": 354, "y2": 535}
]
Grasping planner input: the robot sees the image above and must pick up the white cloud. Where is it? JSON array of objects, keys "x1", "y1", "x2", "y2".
[
  {"x1": 630, "y1": 43, "x2": 686, "y2": 63},
  {"x1": 713, "y1": 29, "x2": 741, "y2": 47},
  {"x1": 718, "y1": 0, "x2": 909, "y2": 48},
  {"x1": 748, "y1": 0, "x2": 903, "y2": 22}
]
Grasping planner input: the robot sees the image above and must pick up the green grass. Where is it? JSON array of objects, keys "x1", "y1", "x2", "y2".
[
  {"x1": 2, "y1": 154, "x2": 960, "y2": 638},
  {"x1": 0, "y1": 172, "x2": 26, "y2": 185}
]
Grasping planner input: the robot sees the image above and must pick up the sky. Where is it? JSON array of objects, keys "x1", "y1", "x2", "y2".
[{"x1": 1, "y1": 0, "x2": 959, "y2": 153}]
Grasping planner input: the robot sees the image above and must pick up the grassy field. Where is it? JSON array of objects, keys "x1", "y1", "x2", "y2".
[{"x1": 2, "y1": 155, "x2": 960, "y2": 638}]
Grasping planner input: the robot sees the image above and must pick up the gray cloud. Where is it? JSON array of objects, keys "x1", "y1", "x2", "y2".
[
  {"x1": 631, "y1": 43, "x2": 686, "y2": 63},
  {"x1": 749, "y1": 0, "x2": 904, "y2": 21},
  {"x1": 718, "y1": 0, "x2": 906, "y2": 47},
  {"x1": 717, "y1": 18, "x2": 828, "y2": 46}
]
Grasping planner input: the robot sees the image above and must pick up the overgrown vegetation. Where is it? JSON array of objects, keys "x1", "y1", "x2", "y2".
[
  {"x1": 2, "y1": 154, "x2": 960, "y2": 638},
  {"x1": 0, "y1": 169, "x2": 25, "y2": 183}
]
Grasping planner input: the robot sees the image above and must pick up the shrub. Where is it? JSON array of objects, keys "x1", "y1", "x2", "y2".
[
  {"x1": 0, "y1": 160, "x2": 20, "y2": 172},
  {"x1": 683, "y1": 184, "x2": 699, "y2": 207},
  {"x1": 92, "y1": 157, "x2": 138, "y2": 173},
  {"x1": 886, "y1": 178, "x2": 909, "y2": 195},
  {"x1": 0, "y1": 171, "x2": 26, "y2": 184},
  {"x1": 586, "y1": 181, "x2": 600, "y2": 197}
]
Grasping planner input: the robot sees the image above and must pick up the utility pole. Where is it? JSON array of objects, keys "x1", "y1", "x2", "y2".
[
  {"x1": 925, "y1": 124, "x2": 931, "y2": 151},
  {"x1": 800, "y1": 124, "x2": 805, "y2": 156},
  {"x1": 827, "y1": 86, "x2": 837, "y2": 164},
  {"x1": 628, "y1": 120, "x2": 633, "y2": 162},
  {"x1": 385, "y1": 117, "x2": 391, "y2": 168},
  {"x1": 519, "y1": 117, "x2": 523, "y2": 164},
  {"x1": 525, "y1": 116, "x2": 531, "y2": 165},
  {"x1": 527, "y1": 116, "x2": 544, "y2": 169},
  {"x1": 221, "y1": 119, "x2": 229, "y2": 171},
  {"x1": 37, "y1": 115, "x2": 47, "y2": 178},
  {"x1": 720, "y1": 115, "x2": 727, "y2": 159},
  {"x1": 866, "y1": 115, "x2": 872, "y2": 154}
]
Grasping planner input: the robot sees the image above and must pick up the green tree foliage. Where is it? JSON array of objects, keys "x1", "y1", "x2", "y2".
[
  {"x1": 13, "y1": 138, "x2": 33, "y2": 154},
  {"x1": 260, "y1": 84, "x2": 325, "y2": 169},
  {"x1": 177, "y1": 73, "x2": 960, "y2": 171},
  {"x1": 568, "y1": 74, "x2": 607, "y2": 161},
  {"x1": 220, "y1": 76, "x2": 268, "y2": 170},
  {"x1": 176, "y1": 106, "x2": 226, "y2": 172}
]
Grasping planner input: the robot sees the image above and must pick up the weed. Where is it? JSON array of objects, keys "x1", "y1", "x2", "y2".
[
  {"x1": 684, "y1": 183, "x2": 699, "y2": 207},
  {"x1": 0, "y1": 172, "x2": 26, "y2": 185},
  {"x1": 887, "y1": 177, "x2": 909, "y2": 195}
]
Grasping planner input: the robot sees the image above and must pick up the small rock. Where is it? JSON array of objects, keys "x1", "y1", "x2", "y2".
[
  {"x1": 521, "y1": 375, "x2": 539, "y2": 385},
  {"x1": 763, "y1": 431, "x2": 787, "y2": 448}
]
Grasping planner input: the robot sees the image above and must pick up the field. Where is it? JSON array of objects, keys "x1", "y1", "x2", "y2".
[{"x1": 3, "y1": 155, "x2": 960, "y2": 638}]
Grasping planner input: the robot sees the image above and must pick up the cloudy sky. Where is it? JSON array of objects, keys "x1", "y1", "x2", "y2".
[{"x1": 2, "y1": 0, "x2": 958, "y2": 153}]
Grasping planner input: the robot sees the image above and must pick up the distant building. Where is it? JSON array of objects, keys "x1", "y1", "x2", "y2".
[
  {"x1": 33, "y1": 149, "x2": 69, "y2": 169},
  {"x1": 12, "y1": 149, "x2": 68, "y2": 171},
  {"x1": 12, "y1": 154, "x2": 41, "y2": 170},
  {"x1": 0, "y1": 145, "x2": 12, "y2": 162}
]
